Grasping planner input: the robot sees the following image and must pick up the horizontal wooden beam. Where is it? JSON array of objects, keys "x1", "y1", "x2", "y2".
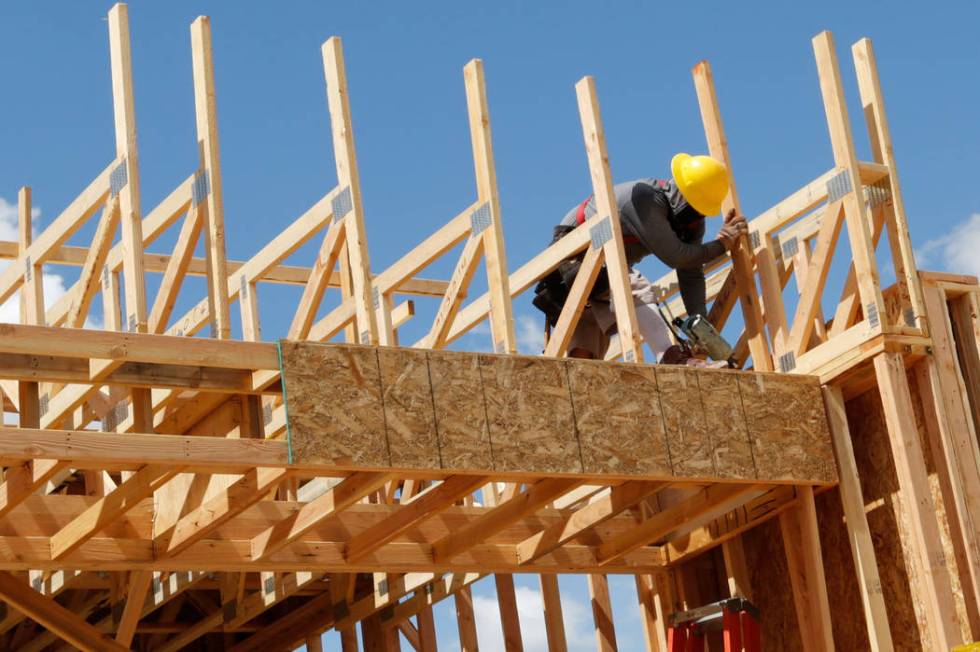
[
  {"x1": 0, "y1": 241, "x2": 451, "y2": 297},
  {"x1": 0, "y1": 323, "x2": 279, "y2": 370}
]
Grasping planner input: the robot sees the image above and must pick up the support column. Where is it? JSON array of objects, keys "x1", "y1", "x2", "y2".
[{"x1": 873, "y1": 351, "x2": 962, "y2": 648}]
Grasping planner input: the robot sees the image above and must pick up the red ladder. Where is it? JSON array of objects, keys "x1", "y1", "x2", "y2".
[{"x1": 667, "y1": 598, "x2": 761, "y2": 652}]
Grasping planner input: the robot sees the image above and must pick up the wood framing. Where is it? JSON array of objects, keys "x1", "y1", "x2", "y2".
[{"x1": 2, "y1": 7, "x2": 975, "y2": 649}]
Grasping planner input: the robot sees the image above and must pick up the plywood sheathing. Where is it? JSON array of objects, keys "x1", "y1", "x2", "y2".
[
  {"x1": 739, "y1": 370, "x2": 972, "y2": 648},
  {"x1": 280, "y1": 341, "x2": 837, "y2": 484}
]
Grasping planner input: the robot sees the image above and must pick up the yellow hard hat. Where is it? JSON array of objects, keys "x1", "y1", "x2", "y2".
[{"x1": 670, "y1": 153, "x2": 730, "y2": 217}]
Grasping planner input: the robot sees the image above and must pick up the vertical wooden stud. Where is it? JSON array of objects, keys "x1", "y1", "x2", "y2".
[
  {"x1": 463, "y1": 59, "x2": 517, "y2": 354},
  {"x1": 574, "y1": 76, "x2": 644, "y2": 363},
  {"x1": 692, "y1": 60, "x2": 774, "y2": 371}
]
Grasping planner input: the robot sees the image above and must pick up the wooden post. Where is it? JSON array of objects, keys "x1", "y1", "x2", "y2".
[
  {"x1": 779, "y1": 486, "x2": 834, "y2": 651},
  {"x1": 692, "y1": 60, "x2": 774, "y2": 371},
  {"x1": 574, "y1": 76, "x2": 644, "y2": 363},
  {"x1": 464, "y1": 59, "x2": 517, "y2": 354},
  {"x1": 851, "y1": 38, "x2": 927, "y2": 333},
  {"x1": 873, "y1": 351, "x2": 962, "y2": 648},
  {"x1": 823, "y1": 386, "x2": 894, "y2": 651},
  {"x1": 107, "y1": 3, "x2": 148, "y2": 335},
  {"x1": 539, "y1": 575, "x2": 567, "y2": 652},
  {"x1": 322, "y1": 37, "x2": 378, "y2": 346},
  {"x1": 190, "y1": 16, "x2": 231, "y2": 339},
  {"x1": 495, "y1": 574, "x2": 524, "y2": 652},
  {"x1": 455, "y1": 586, "x2": 479, "y2": 652},
  {"x1": 18, "y1": 187, "x2": 44, "y2": 326},
  {"x1": 588, "y1": 574, "x2": 618, "y2": 652},
  {"x1": 812, "y1": 32, "x2": 887, "y2": 332}
]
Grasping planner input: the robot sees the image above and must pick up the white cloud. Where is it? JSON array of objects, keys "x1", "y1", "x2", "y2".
[
  {"x1": 916, "y1": 214, "x2": 980, "y2": 277},
  {"x1": 515, "y1": 314, "x2": 544, "y2": 355},
  {"x1": 0, "y1": 196, "x2": 98, "y2": 328},
  {"x1": 470, "y1": 583, "x2": 595, "y2": 652}
]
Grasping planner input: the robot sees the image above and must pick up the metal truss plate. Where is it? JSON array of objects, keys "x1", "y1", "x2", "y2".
[
  {"x1": 748, "y1": 230, "x2": 760, "y2": 250},
  {"x1": 622, "y1": 349, "x2": 636, "y2": 363},
  {"x1": 263, "y1": 402, "x2": 273, "y2": 425},
  {"x1": 470, "y1": 202, "x2": 492, "y2": 235},
  {"x1": 110, "y1": 160, "x2": 128, "y2": 197},
  {"x1": 494, "y1": 339, "x2": 506, "y2": 354},
  {"x1": 778, "y1": 351, "x2": 796, "y2": 373},
  {"x1": 102, "y1": 266, "x2": 110, "y2": 289},
  {"x1": 377, "y1": 578, "x2": 388, "y2": 596},
  {"x1": 332, "y1": 186, "x2": 353, "y2": 219},
  {"x1": 360, "y1": 330, "x2": 371, "y2": 345},
  {"x1": 264, "y1": 575, "x2": 276, "y2": 594},
  {"x1": 826, "y1": 168, "x2": 853, "y2": 203},
  {"x1": 39, "y1": 393, "x2": 49, "y2": 416},
  {"x1": 239, "y1": 274, "x2": 248, "y2": 300},
  {"x1": 24, "y1": 256, "x2": 31, "y2": 282},
  {"x1": 866, "y1": 302, "x2": 880, "y2": 329},
  {"x1": 128, "y1": 314, "x2": 137, "y2": 333},
  {"x1": 780, "y1": 236, "x2": 799, "y2": 259},
  {"x1": 589, "y1": 216, "x2": 613, "y2": 250},
  {"x1": 904, "y1": 307, "x2": 916, "y2": 327},
  {"x1": 867, "y1": 179, "x2": 891, "y2": 208},
  {"x1": 192, "y1": 170, "x2": 210, "y2": 207},
  {"x1": 372, "y1": 286, "x2": 381, "y2": 309}
]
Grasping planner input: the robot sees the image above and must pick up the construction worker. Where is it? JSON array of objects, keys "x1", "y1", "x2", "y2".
[{"x1": 533, "y1": 153, "x2": 748, "y2": 362}]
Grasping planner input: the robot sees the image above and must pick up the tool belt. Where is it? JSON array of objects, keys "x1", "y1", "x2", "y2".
[{"x1": 532, "y1": 224, "x2": 610, "y2": 328}]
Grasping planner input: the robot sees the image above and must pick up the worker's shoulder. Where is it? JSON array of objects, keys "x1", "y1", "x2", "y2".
[{"x1": 614, "y1": 177, "x2": 667, "y2": 193}]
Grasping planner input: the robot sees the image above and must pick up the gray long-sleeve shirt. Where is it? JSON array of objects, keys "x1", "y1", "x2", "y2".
[{"x1": 559, "y1": 178, "x2": 725, "y2": 317}]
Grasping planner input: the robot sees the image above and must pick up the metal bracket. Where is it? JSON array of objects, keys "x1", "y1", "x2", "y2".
[
  {"x1": 192, "y1": 170, "x2": 210, "y2": 207},
  {"x1": 866, "y1": 302, "x2": 880, "y2": 329},
  {"x1": 589, "y1": 216, "x2": 613, "y2": 250},
  {"x1": 778, "y1": 351, "x2": 796, "y2": 373},
  {"x1": 470, "y1": 202, "x2": 492, "y2": 235},
  {"x1": 904, "y1": 307, "x2": 916, "y2": 327},
  {"x1": 780, "y1": 236, "x2": 799, "y2": 259},
  {"x1": 826, "y1": 168, "x2": 853, "y2": 203},
  {"x1": 110, "y1": 160, "x2": 128, "y2": 197},
  {"x1": 867, "y1": 179, "x2": 891, "y2": 208},
  {"x1": 332, "y1": 186, "x2": 353, "y2": 219},
  {"x1": 748, "y1": 230, "x2": 761, "y2": 250}
]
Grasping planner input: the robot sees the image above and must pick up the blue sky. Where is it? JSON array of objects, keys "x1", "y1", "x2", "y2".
[{"x1": 3, "y1": 1, "x2": 980, "y2": 649}]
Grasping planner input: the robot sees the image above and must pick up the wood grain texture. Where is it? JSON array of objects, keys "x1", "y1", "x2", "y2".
[
  {"x1": 695, "y1": 369, "x2": 757, "y2": 480},
  {"x1": 427, "y1": 350, "x2": 492, "y2": 470},
  {"x1": 567, "y1": 359, "x2": 671, "y2": 476},
  {"x1": 281, "y1": 342, "x2": 835, "y2": 484},
  {"x1": 656, "y1": 366, "x2": 714, "y2": 478},
  {"x1": 377, "y1": 347, "x2": 439, "y2": 469},
  {"x1": 479, "y1": 353, "x2": 580, "y2": 473},
  {"x1": 737, "y1": 372, "x2": 836, "y2": 483},
  {"x1": 281, "y1": 341, "x2": 389, "y2": 467}
]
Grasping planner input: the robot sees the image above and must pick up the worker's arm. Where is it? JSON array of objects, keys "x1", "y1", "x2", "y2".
[{"x1": 622, "y1": 191, "x2": 726, "y2": 270}]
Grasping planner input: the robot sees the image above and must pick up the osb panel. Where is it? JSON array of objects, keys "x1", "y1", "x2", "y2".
[
  {"x1": 656, "y1": 366, "x2": 714, "y2": 478},
  {"x1": 281, "y1": 342, "x2": 389, "y2": 467},
  {"x1": 695, "y1": 370, "x2": 757, "y2": 480},
  {"x1": 741, "y1": 517, "x2": 804, "y2": 650},
  {"x1": 813, "y1": 488, "x2": 871, "y2": 650},
  {"x1": 566, "y1": 359, "x2": 671, "y2": 476},
  {"x1": 479, "y1": 354, "x2": 580, "y2": 474},
  {"x1": 737, "y1": 373, "x2": 836, "y2": 483},
  {"x1": 377, "y1": 348, "x2": 439, "y2": 470},
  {"x1": 427, "y1": 350, "x2": 492, "y2": 470}
]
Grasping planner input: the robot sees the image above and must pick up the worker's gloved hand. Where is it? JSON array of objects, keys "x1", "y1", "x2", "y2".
[{"x1": 717, "y1": 209, "x2": 749, "y2": 250}]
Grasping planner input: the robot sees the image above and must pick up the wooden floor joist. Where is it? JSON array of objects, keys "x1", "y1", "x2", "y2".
[{"x1": 3, "y1": 5, "x2": 977, "y2": 649}]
